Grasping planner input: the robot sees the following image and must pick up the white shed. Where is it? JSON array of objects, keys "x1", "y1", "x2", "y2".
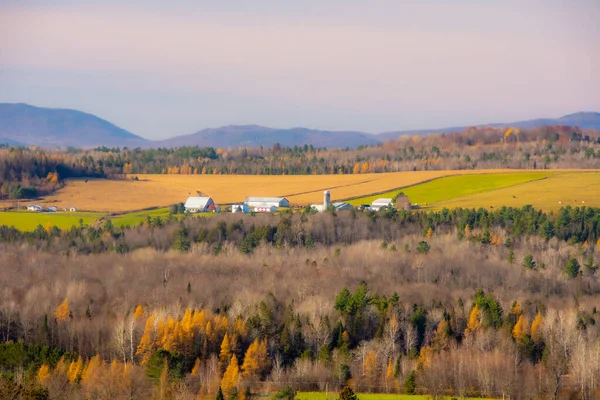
[
  {"x1": 184, "y1": 196, "x2": 215, "y2": 213},
  {"x1": 245, "y1": 197, "x2": 290, "y2": 208},
  {"x1": 232, "y1": 204, "x2": 250, "y2": 213},
  {"x1": 371, "y1": 198, "x2": 393, "y2": 211}
]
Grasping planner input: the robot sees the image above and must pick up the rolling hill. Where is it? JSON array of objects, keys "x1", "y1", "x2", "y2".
[
  {"x1": 0, "y1": 103, "x2": 598, "y2": 149},
  {"x1": 154, "y1": 124, "x2": 381, "y2": 149},
  {"x1": 0, "y1": 103, "x2": 148, "y2": 148}
]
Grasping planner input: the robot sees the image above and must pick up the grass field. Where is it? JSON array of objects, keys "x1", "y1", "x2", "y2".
[
  {"x1": 33, "y1": 169, "x2": 546, "y2": 212},
  {"x1": 296, "y1": 392, "x2": 494, "y2": 400},
  {"x1": 0, "y1": 208, "x2": 176, "y2": 231},
  {"x1": 431, "y1": 172, "x2": 600, "y2": 211},
  {"x1": 347, "y1": 172, "x2": 552, "y2": 206},
  {"x1": 0, "y1": 211, "x2": 103, "y2": 231}
]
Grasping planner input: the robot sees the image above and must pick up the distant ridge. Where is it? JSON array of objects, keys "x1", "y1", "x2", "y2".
[
  {"x1": 378, "y1": 112, "x2": 600, "y2": 141},
  {"x1": 0, "y1": 103, "x2": 599, "y2": 149},
  {"x1": 0, "y1": 103, "x2": 147, "y2": 148},
  {"x1": 153, "y1": 124, "x2": 381, "y2": 149}
]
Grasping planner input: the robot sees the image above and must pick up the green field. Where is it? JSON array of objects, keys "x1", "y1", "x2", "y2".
[
  {"x1": 0, "y1": 211, "x2": 103, "y2": 231},
  {"x1": 296, "y1": 392, "x2": 494, "y2": 400},
  {"x1": 0, "y1": 208, "x2": 174, "y2": 231},
  {"x1": 347, "y1": 172, "x2": 551, "y2": 206}
]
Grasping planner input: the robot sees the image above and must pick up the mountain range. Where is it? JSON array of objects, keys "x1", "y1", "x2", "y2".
[{"x1": 1, "y1": 103, "x2": 599, "y2": 149}]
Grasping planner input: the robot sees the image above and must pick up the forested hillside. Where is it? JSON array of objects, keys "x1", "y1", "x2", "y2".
[{"x1": 1, "y1": 207, "x2": 599, "y2": 399}]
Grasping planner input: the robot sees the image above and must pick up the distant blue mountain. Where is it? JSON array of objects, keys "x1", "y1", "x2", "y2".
[
  {"x1": 0, "y1": 103, "x2": 598, "y2": 149},
  {"x1": 0, "y1": 103, "x2": 147, "y2": 148}
]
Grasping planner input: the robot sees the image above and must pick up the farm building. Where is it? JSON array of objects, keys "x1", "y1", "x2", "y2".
[
  {"x1": 253, "y1": 205, "x2": 278, "y2": 213},
  {"x1": 232, "y1": 204, "x2": 250, "y2": 213},
  {"x1": 245, "y1": 197, "x2": 290, "y2": 209},
  {"x1": 184, "y1": 196, "x2": 215, "y2": 213},
  {"x1": 332, "y1": 202, "x2": 353, "y2": 211},
  {"x1": 26, "y1": 204, "x2": 43, "y2": 212},
  {"x1": 47, "y1": 206, "x2": 58, "y2": 212},
  {"x1": 69, "y1": 207, "x2": 78, "y2": 212},
  {"x1": 371, "y1": 198, "x2": 393, "y2": 211}
]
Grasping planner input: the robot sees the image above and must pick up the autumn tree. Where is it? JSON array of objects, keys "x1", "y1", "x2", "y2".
[{"x1": 221, "y1": 355, "x2": 240, "y2": 399}]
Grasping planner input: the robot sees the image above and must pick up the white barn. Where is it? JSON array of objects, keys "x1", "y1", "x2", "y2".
[
  {"x1": 26, "y1": 204, "x2": 43, "y2": 212},
  {"x1": 184, "y1": 196, "x2": 215, "y2": 213},
  {"x1": 245, "y1": 197, "x2": 290, "y2": 209},
  {"x1": 371, "y1": 198, "x2": 393, "y2": 211}
]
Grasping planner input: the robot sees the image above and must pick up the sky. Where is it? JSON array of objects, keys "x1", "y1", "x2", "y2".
[{"x1": 1, "y1": 0, "x2": 599, "y2": 139}]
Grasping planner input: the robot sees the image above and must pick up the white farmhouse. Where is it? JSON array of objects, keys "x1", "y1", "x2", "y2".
[
  {"x1": 184, "y1": 196, "x2": 215, "y2": 213},
  {"x1": 26, "y1": 204, "x2": 43, "y2": 212},
  {"x1": 371, "y1": 198, "x2": 393, "y2": 211}
]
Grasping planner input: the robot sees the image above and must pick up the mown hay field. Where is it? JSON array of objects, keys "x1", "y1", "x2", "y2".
[
  {"x1": 347, "y1": 172, "x2": 552, "y2": 206},
  {"x1": 430, "y1": 171, "x2": 600, "y2": 211},
  {"x1": 37, "y1": 169, "x2": 535, "y2": 212}
]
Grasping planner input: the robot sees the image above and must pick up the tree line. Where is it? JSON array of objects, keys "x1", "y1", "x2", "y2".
[{"x1": 1, "y1": 207, "x2": 600, "y2": 398}]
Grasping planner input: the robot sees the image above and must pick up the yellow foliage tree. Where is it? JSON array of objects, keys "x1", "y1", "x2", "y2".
[
  {"x1": 512, "y1": 301, "x2": 522, "y2": 316},
  {"x1": 466, "y1": 305, "x2": 481, "y2": 333},
  {"x1": 221, "y1": 355, "x2": 240, "y2": 398},
  {"x1": 133, "y1": 305, "x2": 144, "y2": 319},
  {"x1": 67, "y1": 355, "x2": 84, "y2": 383},
  {"x1": 425, "y1": 228, "x2": 433, "y2": 240},
  {"x1": 37, "y1": 364, "x2": 51, "y2": 384},
  {"x1": 363, "y1": 349, "x2": 378, "y2": 384},
  {"x1": 54, "y1": 298, "x2": 70, "y2": 322},
  {"x1": 512, "y1": 314, "x2": 528, "y2": 340},
  {"x1": 219, "y1": 333, "x2": 233, "y2": 375},
  {"x1": 81, "y1": 354, "x2": 102, "y2": 385},
  {"x1": 242, "y1": 338, "x2": 268, "y2": 378},
  {"x1": 531, "y1": 311, "x2": 543, "y2": 340},
  {"x1": 137, "y1": 314, "x2": 156, "y2": 364},
  {"x1": 385, "y1": 358, "x2": 393, "y2": 380}
]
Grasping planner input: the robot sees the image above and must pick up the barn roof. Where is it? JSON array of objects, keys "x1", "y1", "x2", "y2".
[
  {"x1": 245, "y1": 197, "x2": 288, "y2": 203},
  {"x1": 184, "y1": 196, "x2": 213, "y2": 209},
  {"x1": 372, "y1": 198, "x2": 393, "y2": 205}
]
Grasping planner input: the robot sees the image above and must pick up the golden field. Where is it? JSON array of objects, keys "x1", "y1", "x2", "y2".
[{"x1": 30, "y1": 169, "x2": 579, "y2": 212}]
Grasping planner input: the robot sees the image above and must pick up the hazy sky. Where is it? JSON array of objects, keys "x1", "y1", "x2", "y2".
[{"x1": 1, "y1": 0, "x2": 599, "y2": 139}]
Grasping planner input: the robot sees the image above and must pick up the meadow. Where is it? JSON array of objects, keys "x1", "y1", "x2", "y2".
[
  {"x1": 34, "y1": 169, "x2": 549, "y2": 212},
  {"x1": 345, "y1": 170, "x2": 600, "y2": 211},
  {"x1": 0, "y1": 208, "x2": 175, "y2": 231}
]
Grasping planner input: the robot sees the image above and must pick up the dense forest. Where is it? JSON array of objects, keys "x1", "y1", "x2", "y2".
[
  {"x1": 1, "y1": 207, "x2": 599, "y2": 399},
  {"x1": 1, "y1": 125, "x2": 600, "y2": 200}
]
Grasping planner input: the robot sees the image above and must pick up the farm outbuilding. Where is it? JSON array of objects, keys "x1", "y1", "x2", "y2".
[
  {"x1": 232, "y1": 204, "x2": 250, "y2": 213},
  {"x1": 184, "y1": 196, "x2": 215, "y2": 213},
  {"x1": 371, "y1": 198, "x2": 393, "y2": 211},
  {"x1": 332, "y1": 202, "x2": 353, "y2": 211},
  {"x1": 245, "y1": 197, "x2": 290, "y2": 209},
  {"x1": 26, "y1": 204, "x2": 43, "y2": 212}
]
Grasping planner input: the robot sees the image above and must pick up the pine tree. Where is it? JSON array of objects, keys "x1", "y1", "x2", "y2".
[{"x1": 216, "y1": 387, "x2": 225, "y2": 400}]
